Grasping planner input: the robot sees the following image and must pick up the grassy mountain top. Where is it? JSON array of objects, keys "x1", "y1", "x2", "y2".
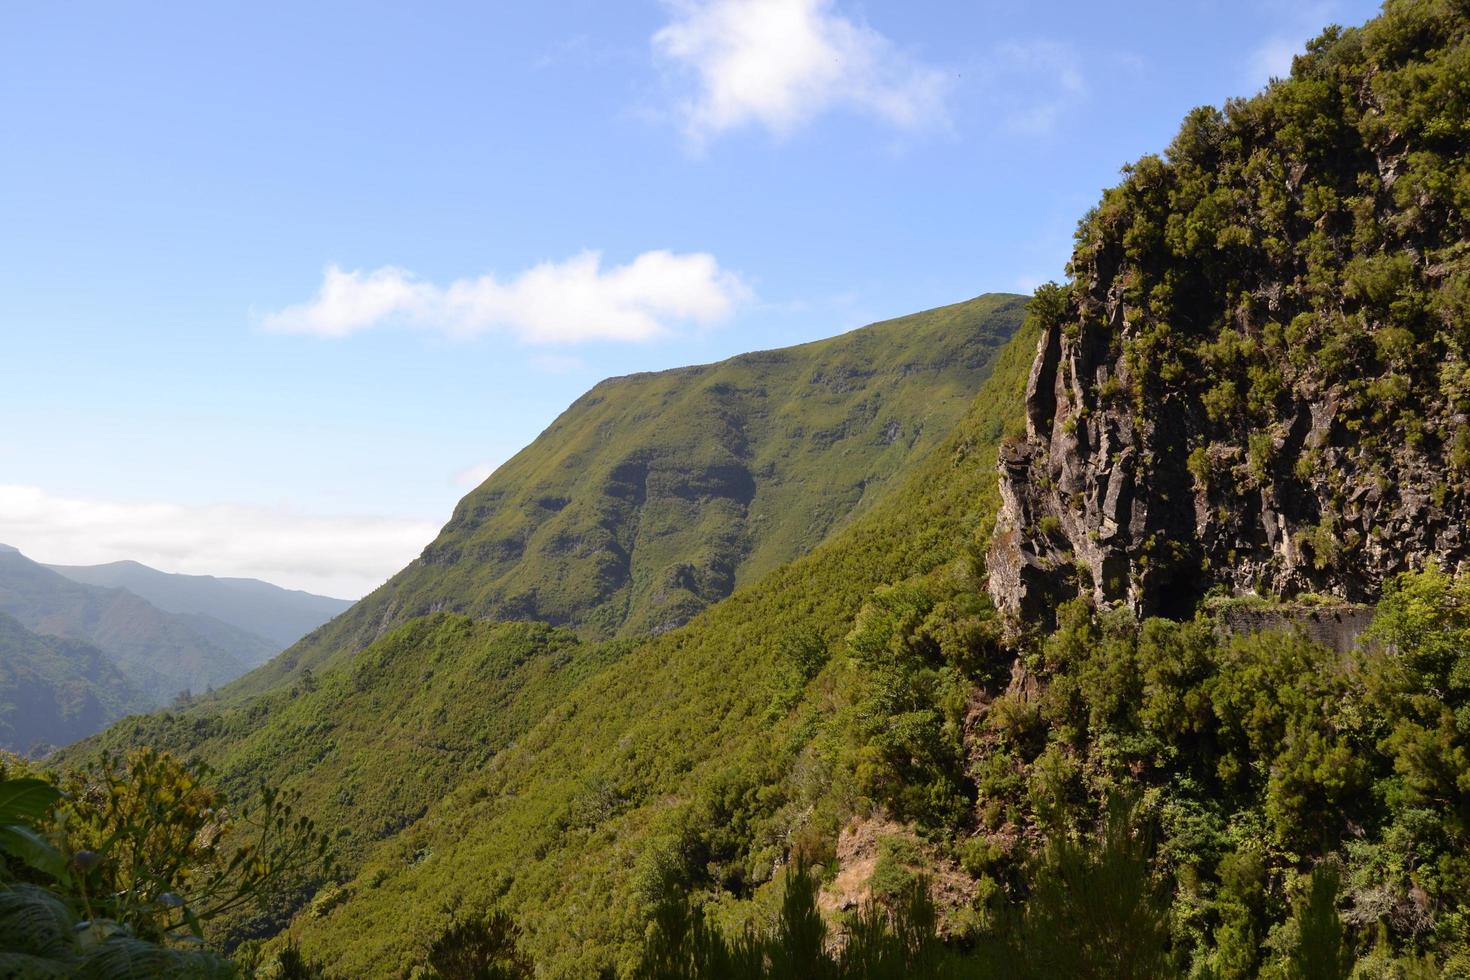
[
  {"x1": 234, "y1": 293, "x2": 1026, "y2": 696},
  {"x1": 45, "y1": 559, "x2": 351, "y2": 648}
]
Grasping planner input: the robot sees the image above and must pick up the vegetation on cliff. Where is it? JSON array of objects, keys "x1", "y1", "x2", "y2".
[{"x1": 991, "y1": 0, "x2": 1470, "y2": 618}]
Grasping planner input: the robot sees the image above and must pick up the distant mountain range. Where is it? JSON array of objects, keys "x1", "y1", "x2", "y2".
[
  {"x1": 44, "y1": 558, "x2": 350, "y2": 648},
  {"x1": 0, "y1": 546, "x2": 351, "y2": 755}
]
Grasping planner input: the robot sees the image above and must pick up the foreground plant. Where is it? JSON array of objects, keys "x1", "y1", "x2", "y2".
[{"x1": 0, "y1": 748, "x2": 335, "y2": 977}]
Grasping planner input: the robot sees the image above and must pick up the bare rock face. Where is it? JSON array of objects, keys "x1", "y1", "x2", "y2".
[
  {"x1": 986, "y1": 48, "x2": 1470, "y2": 621},
  {"x1": 989, "y1": 277, "x2": 1470, "y2": 620},
  {"x1": 1213, "y1": 602, "x2": 1376, "y2": 654},
  {"x1": 989, "y1": 310, "x2": 1196, "y2": 620}
]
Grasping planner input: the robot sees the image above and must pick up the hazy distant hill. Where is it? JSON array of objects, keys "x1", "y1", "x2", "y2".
[
  {"x1": 0, "y1": 548, "x2": 273, "y2": 704},
  {"x1": 46, "y1": 559, "x2": 351, "y2": 648},
  {"x1": 0, "y1": 549, "x2": 347, "y2": 753},
  {"x1": 0, "y1": 610, "x2": 148, "y2": 756}
]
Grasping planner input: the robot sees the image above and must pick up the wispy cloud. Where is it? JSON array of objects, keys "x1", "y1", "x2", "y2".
[
  {"x1": 1248, "y1": 36, "x2": 1299, "y2": 84},
  {"x1": 652, "y1": 0, "x2": 948, "y2": 143},
  {"x1": 263, "y1": 250, "x2": 751, "y2": 344},
  {"x1": 453, "y1": 461, "x2": 503, "y2": 489},
  {"x1": 1244, "y1": 1, "x2": 1339, "y2": 87},
  {"x1": 0, "y1": 485, "x2": 438, "y2": 599},
  {"x1": 983, "y1": 40, "x2": 1087, "y2": 136},
  {"x1": 529, "y1": 353, "x2": 589, "y2": 375},
  {"x1": 533, "y1": 32, "x2": 639, "y2": 71}
]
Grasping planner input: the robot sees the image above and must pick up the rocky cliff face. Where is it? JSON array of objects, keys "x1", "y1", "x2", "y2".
[
  {"x1": 990, "y1": 9, "x2": 1470, "y2": 620},
  {"x1": 990, "y1": 297, "x2": 1470, "y2": 620}
]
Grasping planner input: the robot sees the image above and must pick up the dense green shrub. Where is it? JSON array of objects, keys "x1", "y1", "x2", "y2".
[{"x1": 424, "y1": 910, "x2": 534, "y2": 980}]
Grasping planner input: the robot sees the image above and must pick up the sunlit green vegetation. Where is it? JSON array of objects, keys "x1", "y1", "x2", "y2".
[
  {"x1": 58, "y1": 305, "x2": 1042, "y2": 976},
  {"x1": 0, "y1": 749, "x2": 332, "y2": 977},
  {"x1": 69, "y1": 618, "x2": 624, "y2": 878},
  {"x1": 236, "y1": 294, "x2": 1028, "y2": 698},
  {"x1": 33, "y1": 2, "x2": 1470, "y2": 976},
  {"x1": 1025, "y1": 0, "x2": 1470, "y2": 598}
]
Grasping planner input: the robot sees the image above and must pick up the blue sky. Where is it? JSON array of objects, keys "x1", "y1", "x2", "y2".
[{"x1": 0, "y1": 0, "x2": 1382, "y2": 596}]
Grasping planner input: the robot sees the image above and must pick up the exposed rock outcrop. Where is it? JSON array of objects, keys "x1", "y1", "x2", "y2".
[
  {"x1": 988, "y1": 25, "x2": 1470, "y2": 619},
  {"x1": 990, "y1": 284, "x2": 1470, "y2": 620}
]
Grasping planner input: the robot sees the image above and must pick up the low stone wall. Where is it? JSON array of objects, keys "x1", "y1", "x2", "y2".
[{"x1": 1214, "y1": 603, "x2": 1376, "y2": 653}]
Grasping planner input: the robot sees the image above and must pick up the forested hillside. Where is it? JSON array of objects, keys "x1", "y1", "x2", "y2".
[
  {"x1": 22, "y1": 2, "x2": 1470, "y2": 978},
  {"x1": 0, "y1": 611, "x2": 149, "y2": 756},
  {"x1": 234, "y1": 294, "x2": 1026, "y2": 696}
]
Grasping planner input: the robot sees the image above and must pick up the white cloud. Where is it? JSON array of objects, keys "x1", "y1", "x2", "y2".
[
  {"x1": 1244, "y1": 1, "x2": 1338, "y2": 88},
  {"x1": 652, "y1": 0, "x2": 947, "y2": 142},
  {"x1": 0, "y1": 485, "x2": 438, "y2": 600},
  {"x1": 263, "y1": 250, "x2": 750, "y2": 343}
]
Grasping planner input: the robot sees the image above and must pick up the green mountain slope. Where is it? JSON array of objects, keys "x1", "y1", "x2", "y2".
[
  {"x1": 0, "y1": 610, "x2": 149, "y2": 756},
  {"x1": 71, "y1": 309, "x2": 1042, "y2": 974},
  {"x1": 49, "y1": 4, "x2": 1470, "y2": 977},
  {"x1": 278, "y1": 318, "x2": 1042, "y2": 975},
  {"x1": 236, "y1": 294, "x2": 1027, "y2": 695},
  {"x1": 45, "y1": 559, "x2": 351, "y2": 648},
  {"x1": 93, "y1": 616, "x2": 622, "y2": 873},
  {"x1": 277, "y1": 6, "x2": 1470, "y2": 972},
  {"x1": 0, "y1": 548, "x2": 274, "y2": 705}
]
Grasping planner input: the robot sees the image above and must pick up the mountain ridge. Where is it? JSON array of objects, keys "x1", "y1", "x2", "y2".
[
  {"x1": 228, "y1": 293, "x2": 1027, "y2": 697},
  {"x1": 0, "y1": 609, "x2": 150, "y2": 756},
  {"x1": 67, "y1": 306, "x2": 1044, "y2": 974},
  {"x1": 0, "y1": 549, "x2": 272, "y2": 702},
  {"x1": 0, "y1": 546, "x2": 353, "y2": 752},
  {"x1": 44, "y1": 558, "x2": 352, "y2": 647}
]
